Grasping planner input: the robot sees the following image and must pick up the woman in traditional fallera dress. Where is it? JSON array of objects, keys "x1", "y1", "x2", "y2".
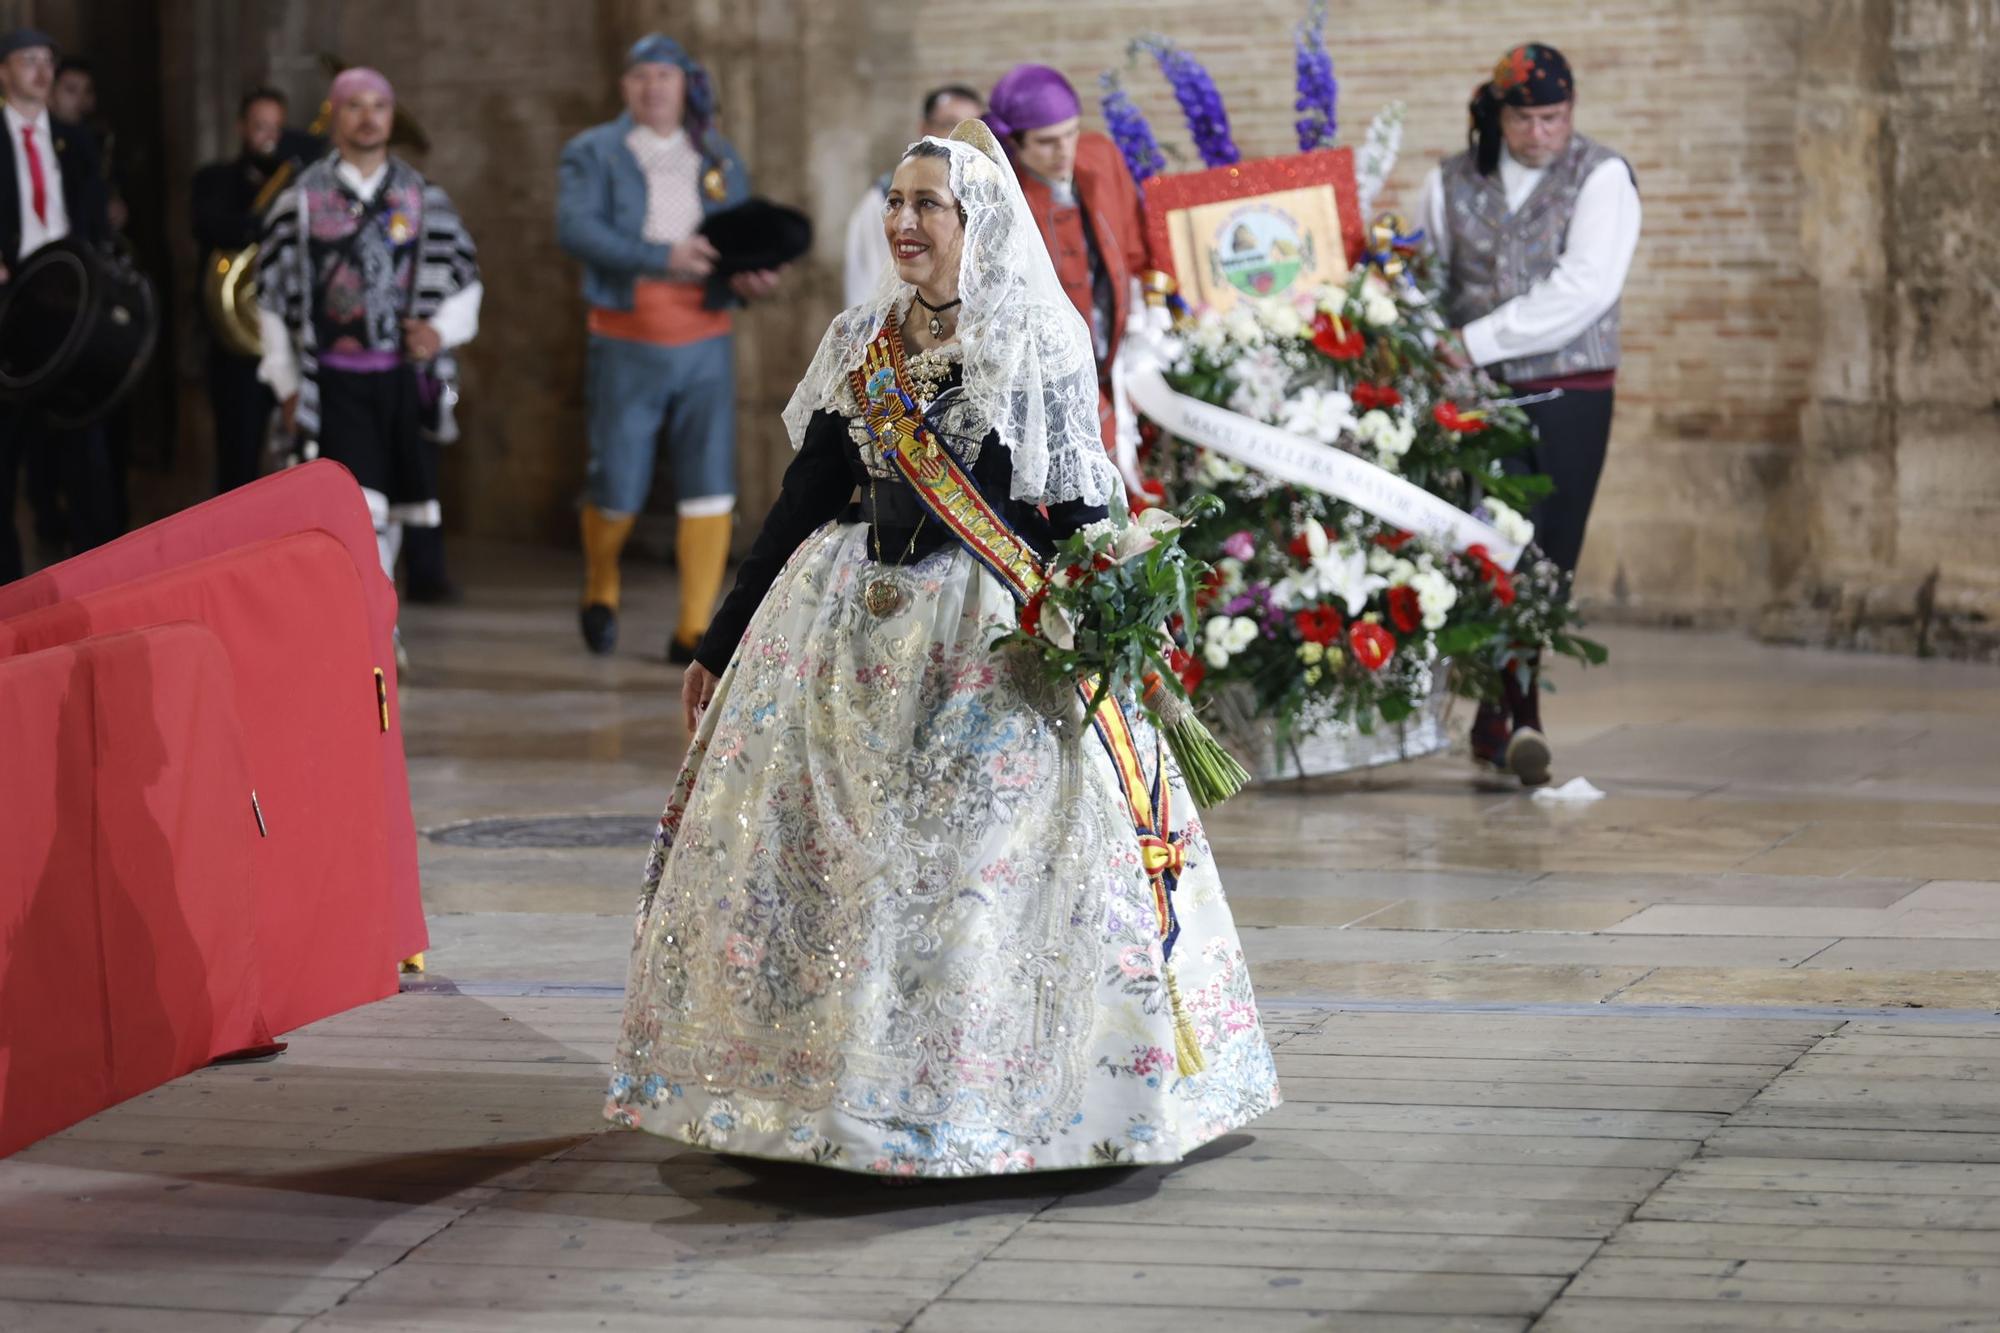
[{"x1": 604, "y1": 122, "x2": 1278, "y2": 1177}]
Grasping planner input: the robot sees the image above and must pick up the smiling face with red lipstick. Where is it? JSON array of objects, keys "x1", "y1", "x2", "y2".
[{"x1": 882, "y1": 146, "x2": 965, "y2": 319}]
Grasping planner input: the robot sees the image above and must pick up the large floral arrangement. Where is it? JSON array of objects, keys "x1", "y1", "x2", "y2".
[
  {"x1": 1100, "y1": 6, "x2": 1606, "y2": 761},
  {"x1": 1139, "y1": 247, "x2": 1605, "y2": 752}
]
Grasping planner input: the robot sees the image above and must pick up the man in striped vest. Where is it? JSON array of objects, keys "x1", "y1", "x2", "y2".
[
  {"x1": 256, "y1": 67, "x2": 482, "y2": 616},
  {"x1": 1420, "y1": 42, "x2": 1640, "y2": 786}
]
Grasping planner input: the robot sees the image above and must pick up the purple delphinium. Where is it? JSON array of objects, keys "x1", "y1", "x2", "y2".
[
  {"x1": 1135, "y1": 36, "x2": 1239, "y2": 169},
  {"x1": 1293, "y1": 0, "x2": 1338, "y2": 152},
  {"x1": 1099, "y1": 71, "x2": 1167, "y2": 185}
]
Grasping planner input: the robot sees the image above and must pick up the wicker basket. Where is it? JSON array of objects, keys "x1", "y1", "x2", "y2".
[{"x1": 1204, "y1": 664, "x2": 1458, "y2": 783}]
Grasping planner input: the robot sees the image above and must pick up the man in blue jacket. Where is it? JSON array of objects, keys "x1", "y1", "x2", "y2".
[{"x1": 559, "y1": 34, "x2": 780, "y2": 660}]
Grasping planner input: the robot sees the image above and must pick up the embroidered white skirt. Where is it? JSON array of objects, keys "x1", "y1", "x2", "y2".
[{"x1": 605, "y1": 522, "x2": 1280, "y2": 1176}]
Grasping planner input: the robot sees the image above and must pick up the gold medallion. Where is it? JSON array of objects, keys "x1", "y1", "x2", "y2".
[
  {"x1": 701, "y1": 166, "x2": 728, "y2": 201},
  {"x1": 864, "y1": 580, "x2": 903, "y2": 617}
]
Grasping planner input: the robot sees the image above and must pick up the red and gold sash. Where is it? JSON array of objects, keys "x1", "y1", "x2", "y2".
[{"x1": 851, "y1": 324, "x2": 1203, "y2": 1073}]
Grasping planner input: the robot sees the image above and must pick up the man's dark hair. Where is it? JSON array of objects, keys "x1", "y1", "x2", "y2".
[
  {"x1": 55, "y1": 57, "x2": 92, "y2": 81},
  {"x1": 922, "y1": 85, "x2": 984, "y2": 121},
  {"x1": 239, "y1": 86, "x2": 287, "y2": 118}
]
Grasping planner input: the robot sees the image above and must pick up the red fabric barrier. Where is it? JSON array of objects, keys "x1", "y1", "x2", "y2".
[
  {"x1": 0, "y1": 625, "x2": 270, "y2": 1157},
  {"x1": 0, "y1": 532, "x2": 402, "y2": 1036},
  {"x1": 0, "y1": 463, "x2": 424, "y2": 960}
]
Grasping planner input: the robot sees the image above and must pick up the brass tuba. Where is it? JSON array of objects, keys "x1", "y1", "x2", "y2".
[{"x1": 203, "y1": 65, "x2": 430, "y2": 358}]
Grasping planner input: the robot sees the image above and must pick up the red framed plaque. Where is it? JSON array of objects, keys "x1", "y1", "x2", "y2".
[{"x1": 1143, "y1": 148, "x2": 1366, "y2": 315}]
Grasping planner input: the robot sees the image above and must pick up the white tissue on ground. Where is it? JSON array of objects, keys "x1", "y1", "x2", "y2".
[{"x1": 1532, "y1": 777, "x2": 1606, "y2": 803}]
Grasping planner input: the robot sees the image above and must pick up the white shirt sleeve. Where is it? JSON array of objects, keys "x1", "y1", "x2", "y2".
[
  {"x1": 256, "y1": 308, "x2": 300, "y2": 400},
  {"x1": 843, "y1": 188, "x2": 887, "y2": 309},
  {"x1": 427, "y1": 280, "x2": 483, "y2": 350},
  {"x1": 1460, "y1": 157, "x2": 1641, "y2": 370},
  {"x1": 1417, "y1": 166, "x2": 1451, "y2": 270}
]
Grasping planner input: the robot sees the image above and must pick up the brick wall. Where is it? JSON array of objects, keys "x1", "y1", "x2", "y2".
[
  {"x1": 904, "y1": 0, "x2": 1820, "y2": 620},
  {"x1": 152, "y1": 1, "x2": 1998, "y2": 642}
]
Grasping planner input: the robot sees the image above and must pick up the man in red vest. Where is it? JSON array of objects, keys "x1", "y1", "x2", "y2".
[{"x1": 986, "y1": 64, "x2": 1156, "y2": 457}]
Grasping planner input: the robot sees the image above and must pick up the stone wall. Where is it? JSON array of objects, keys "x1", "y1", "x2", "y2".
[{"x1": 133, "y1": 1, "x2": 1999, "y2": 646}]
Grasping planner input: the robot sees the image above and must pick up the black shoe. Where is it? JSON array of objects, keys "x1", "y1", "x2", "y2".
[
  {"x1": 581, "y1": 603, "x2": 618, "y2": 655},
  {"x1": 1504, "y1": 727, "x2": 1553, "y2": 788},
  {"x1": 404, "y1": 577, "x2": 463, "y2": 605},
  {"x1": 666, "y1": 634, "x2": 700, "y2": 666}
]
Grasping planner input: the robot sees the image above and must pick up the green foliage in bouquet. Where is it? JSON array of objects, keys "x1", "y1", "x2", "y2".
[{"x1": 991, "y1": 494, "x2": 1251, "y2": 806}]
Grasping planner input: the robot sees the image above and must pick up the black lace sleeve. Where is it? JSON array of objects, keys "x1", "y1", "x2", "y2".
[{"x1": 694, "y1": 411, "x2": 855, "y2": 674}]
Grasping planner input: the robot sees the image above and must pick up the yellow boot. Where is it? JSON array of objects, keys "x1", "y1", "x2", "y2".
[
  {"x1": 671, "y1": 509, "x2": 733, "y2": 663},
  {"x1": 580, "y1": 505, "x2": 636, "y2": 655}
]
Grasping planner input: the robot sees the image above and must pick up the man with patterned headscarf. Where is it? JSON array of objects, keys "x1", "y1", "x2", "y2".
[
  {"x1": 985, "y1": 63, "x2": 1157, "y2": 457},
  {"x1": 559, "y1": 34, "x2": 782, "y2": 662},
  {"x1": 256, "y1": 67, "x2": 482, "y2": 623},
  {"x1": 1419, "y1": 42, "x2": 1640, "y2": 787}
]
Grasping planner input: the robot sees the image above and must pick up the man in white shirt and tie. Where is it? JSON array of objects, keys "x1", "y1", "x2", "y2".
[
  {"x1": 0, "y1": 26, "x2": 116, "y2": 584},
  {"x1": 1420, "y1": 42, "x2": 1641, "y2": 787}
]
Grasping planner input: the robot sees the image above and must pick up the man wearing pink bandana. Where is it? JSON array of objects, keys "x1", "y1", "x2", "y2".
[
  {"x1": 986, "y1": 64, "x2": 1158, "y2": 457},
  {"x1": 255, "y1": 67, "x2": 482, "y2": 633}
]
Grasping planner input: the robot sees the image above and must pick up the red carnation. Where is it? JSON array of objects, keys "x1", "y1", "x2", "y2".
[
  {"x1": 1310, "y1": 312, "x2": 1366, "y2": 361},
  {"x1": 1293, "y1": 604, "x2": 1344, "y2": 646},
  {"x1": 1349, "y1": 621, "x2": 1396, "y2": 673},
  {"x1": 1287, "y1": 531, "x2": 1315, "y2": 563},
  {"x1": 1092, "y1": 553, "x2": 1115, "y2": 573},
  {"x1": 1386, "y1": 585, "x2": 1422, "y2": 634},
  {"x1": 1169, "y1": 646, "x2": 1206, "y2": 694},
  {"x1": 1062, "y1": 563, "x2": 1088, "y2": 584},
  {"x1": 1353, "y1": 382, "x2": 1403, "y2": 411},
  {"x1": 1372, "y1": 528, "x2": 1413, "y2": 551},
  {"x1": 1019, "y1": 587, "x2": 1048, "y2": 637},
  {"x1": 1491, "y1": 569, "x2": 1517, "y2": 607},
  {"x1": 1433, "y1": 402, "x2": 1486, "y2": 434}
]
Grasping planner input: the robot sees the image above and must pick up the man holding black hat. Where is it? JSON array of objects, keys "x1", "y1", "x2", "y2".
[
  {"x1": 0, "y1": 26, "x2": 116, "y2": 583},
  {"x1": 1419, "y1": 42, "x2": 1640, "y2": 786},
  {"x1": 558, "y1": 33, "x2": 785, "y2": 662}
]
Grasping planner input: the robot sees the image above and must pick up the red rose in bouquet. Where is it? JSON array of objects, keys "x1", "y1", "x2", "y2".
[
  {"x1": 1353, "y1": 382, "x2": 1402, "y2": 410},
  {"x1": 1386, "y1": 585, "x2": 1422, "y2": 633},
  {"x1": 1293, "y1": 604, "x2": 1344, "y2": 645}
]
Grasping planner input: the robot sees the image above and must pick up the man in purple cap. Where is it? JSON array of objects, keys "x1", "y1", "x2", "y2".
[
  {"x1": 986, "y1": 63, "x2": 1157, "y2": 457},
  {"x1": 255, "y1": 67, "x2": 483, "y2": 646}
]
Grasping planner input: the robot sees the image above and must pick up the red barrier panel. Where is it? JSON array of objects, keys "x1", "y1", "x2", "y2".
[
  {"x1": 0, "y1": 625, "x2": 270, "y2": 1157},
  {"x1": 0, "y1": 532, "x2": 402, "y2": 1036},
  {"x1": 0, "y1": 463, "x2": 424, "y2": 961}
]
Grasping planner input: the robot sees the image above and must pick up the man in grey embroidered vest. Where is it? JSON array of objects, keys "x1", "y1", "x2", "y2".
[{"x1": 1421, "y1": 41, "x2": 1640, "y2": 787}]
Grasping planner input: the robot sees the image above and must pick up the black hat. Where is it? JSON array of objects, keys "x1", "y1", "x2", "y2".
[
  {"x1": 1468, "y1": 43, "x2": 1576, "y2": 175},
  {"x1": 698, "y1": 197, "x2": 813, "y2": 275},
  {"x1": 0, "y1": 28, "x2": 57, "y2": 61}
]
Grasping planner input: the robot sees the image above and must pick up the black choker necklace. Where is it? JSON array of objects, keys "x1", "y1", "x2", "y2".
[{"x1": 912, "y1": 291, "x2": 962, "y2": 339}]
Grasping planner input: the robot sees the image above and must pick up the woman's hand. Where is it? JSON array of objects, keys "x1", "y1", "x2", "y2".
[{"x1": 682, "y1": 661, "x2": 719, "y2": 732}]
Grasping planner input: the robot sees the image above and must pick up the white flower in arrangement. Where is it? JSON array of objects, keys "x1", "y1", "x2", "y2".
[
  {"x1": 1476, "y1": 497, "x2": 1536, "y2": 550},
  {"x1": 1367, "y1": 546, "x2": 1397, "y2": 575},
  {"x1": 1354, "y1": 408, "x2": 1416, "y2": 461},
  {"x1": 1226, "y1": 346, "x2": 1291, "y2": 423},
  {"x1": 1105, "y1": 507, "x2": 1184, "y2": 564},
  {"x1": 1215, "y1": 556, "x2": 1247, "y2": 599},
  {"x1": 1278, "y1": 520, "x2": 1386, "y2": 617},
  {"x1": 1257, "y1": 298, "x2": 1304, "y2": 340},
  {"x1": 1410, "y1": 566, "x2": 1459, "y2": 631},
  {"x1": 1362, "y1": 290, "x2": 1401, "y2": 329},
  {"x1": 1186, "y1": 313, "x2": 1230, "y2": 359},
  {"x1": 1037, "y1": 600, "x2": 1077, "y2": 650},
  {"x1": 1201, "y1": 614, "x2": 1261, "y2": 668},
  {"x1": 1279, "y1": 385, "x2": 1357, "y2": 445},
  {"x1": 1197, "y1": 449, "x2": 1249, "y2": 486},
  {"x1": 1223, "y1": 304, "x2": 1265, "y2": 348},
  {"x1": 1384, "y1": 557, "x2": 1418, "y2": 588}
]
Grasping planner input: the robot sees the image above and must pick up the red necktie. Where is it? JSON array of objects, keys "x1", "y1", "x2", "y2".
[{"x1": 21, "y1": 124, "x2": 46, "y2": 226}]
